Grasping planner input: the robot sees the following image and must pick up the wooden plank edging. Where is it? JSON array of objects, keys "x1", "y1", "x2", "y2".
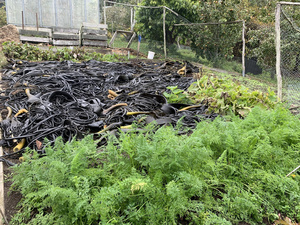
[{"x1": 20, "y1": 36, "x2": 50, "y2": 43}]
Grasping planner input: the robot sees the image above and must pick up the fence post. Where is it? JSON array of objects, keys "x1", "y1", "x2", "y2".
[
  {"x1": 22, "y1": 0, "x2": 25, "y2": 26},
  {"x1": 275, "y1": 3, "x2": 282, "y2": 100},
  {"x1": 36, "y1": 13, "x2": 39, "y2": 31},
  {"x1": 163, "y1": 6, "x2": 167, "y2": 59},
  {"x1": 242, "y1": 20, "x2": 246, "y2": 77},
  {"x1": 130, "y1": 7, "x2": 133, "y2": 31},
  {"x1": 21, "y1": 11, "x2": 24, "y2": 29}
]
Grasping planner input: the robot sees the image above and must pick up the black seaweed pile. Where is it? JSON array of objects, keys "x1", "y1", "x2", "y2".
[{"x1": 0, "y1": 60, "x2": 217, "y2": 160}]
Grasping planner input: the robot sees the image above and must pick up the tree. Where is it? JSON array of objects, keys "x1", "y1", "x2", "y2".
[
  {"x1": 189, "y1": 1, "x2": 241, "y2": 60},
  {"x1": 136, "y1": 0, "x2": 243, "y2": 60},
  {"x1": 135, "y1": 0, "x2": 199, "y2": 44}
]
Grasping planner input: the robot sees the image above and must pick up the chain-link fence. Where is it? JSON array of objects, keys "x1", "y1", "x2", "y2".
[
  {"x1": 276, "y1": 2, "x2": 300, "y2": 107},
  {"x1": 105, "y1": 1, "x2": 164, "y2": 58},
  {"x1": 104, "y1": 0, "x2": 245, "y2": 76},
  {"x1": 5, "y1": 0, "x2": 101, "y2": 29}
]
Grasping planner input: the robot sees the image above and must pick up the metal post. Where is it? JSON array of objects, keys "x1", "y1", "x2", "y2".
[
  {"x1": 163, "y1": 7, "x2": 167, "y2": 59},
  {"x1": 130, "y1": 7, "x2": 133, "y2": 31},
  {"x1": 242, "y1": 20, "x2": 246, "y2": 77},
  {"x1": 275, "y1": 3, "x2": 282, "y2": 100},
  {"x1": 21, "y1": 11, "x2": 24, "y2": 29},
  {"x1": 22, "y1": 0, "x2": 25, "y2": 27},
  {"x1": 36, "y1": 13, "x2": 39, "y2": 31},
  {"x1": 104, "y1": 0, "x2": 106, "y2": 24}
]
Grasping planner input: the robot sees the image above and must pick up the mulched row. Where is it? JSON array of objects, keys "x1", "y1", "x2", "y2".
[{"x1": 0, "y1": 59, "x2": 218, "y2": 164}]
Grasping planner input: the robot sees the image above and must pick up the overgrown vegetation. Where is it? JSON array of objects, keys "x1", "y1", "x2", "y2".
[
  {"x1": 2, "y1": 42, "x2": 124, "y2": 62},
  {"x1": 10, "y1": 107, "x2": 300, "y2": 224},
  {"x1": 164, "y1": 74, "x2": 277, "y2": 116}
]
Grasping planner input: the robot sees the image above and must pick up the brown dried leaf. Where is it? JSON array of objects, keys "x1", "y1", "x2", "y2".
[{"x1": 36, "y1": 140, "x2": 43, "y2": 150}]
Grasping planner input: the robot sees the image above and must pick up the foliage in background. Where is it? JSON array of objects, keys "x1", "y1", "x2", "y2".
[
  {"x1": 136, "y1": 0, "x2": 198, "y2": 44},
  {"x1": 135, "y1": 0, "x2": 243, "y2": 61},
  {"x1": 10, "y1": 107, "x2": 300, "y2": 224},
  {"x1": 106, "y1": 5, "x2": 131, "y2": 34},
  {"x1": 189, "y1": 1, "x2": 241, "y2": 61},
  {"x1": 247, "y1": 25, "x2": 275, "y2": 71},
  {"x1": 2, "y1": 42, "x2": 124, "y2": 62},
  {"x1": 0, "y1": 6, "x2": 6, "y2": 27}
]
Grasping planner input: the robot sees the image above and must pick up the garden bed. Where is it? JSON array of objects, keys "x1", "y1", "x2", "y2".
[{"x1": 0, "y1": 59, "x2": 299, "y2": 224}]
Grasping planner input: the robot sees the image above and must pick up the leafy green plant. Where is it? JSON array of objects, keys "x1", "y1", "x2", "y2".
[
  {"x1": 187, "y1": 74, "x2": 277, "y2": 116},
  {"x1": 10, "y1": 106, "x2": 300, "y2": 224},
  {"x1": 163, "y1": 86, "x2": 192, "y2": 104},
  {"x1": 2, "y1": 42, "x2": 125, "y2": 62}
]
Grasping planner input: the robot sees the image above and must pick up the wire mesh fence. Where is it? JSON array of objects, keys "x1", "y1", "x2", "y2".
[
  {"x1": 104, "y1": 1, "x2": 245, "y2": 76},
  {"x1": 278, "y1": 3, "x2": 300, "y2": 106}
]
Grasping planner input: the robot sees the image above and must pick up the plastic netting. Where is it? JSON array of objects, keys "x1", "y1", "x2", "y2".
[
  {"x1": 280, "y1": 5, "x2": 300, "y2": 105},
  {"x1": 5, "y1": 0, "x2": 101, "y2": 28},
  {"x1": 5, "y1": 0, "x2": 23, "y2": 25}
]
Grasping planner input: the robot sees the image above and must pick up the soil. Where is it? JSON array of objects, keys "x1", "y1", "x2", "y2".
[
  {"x1": 0, "y1": 24, "x2": 20, "y2": 50},
  {"x1": 4, "y1": 165, "x2": 22, "y2": 223},
  {"x1": 111, "y1": 47, "x2": 147, "y2": 58}
]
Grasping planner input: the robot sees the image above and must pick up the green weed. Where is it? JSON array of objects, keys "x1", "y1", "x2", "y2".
[
  {"x1": 187, "y1": 74, "x2": 277, "y2": 116},
  {"x1": 163, "y1": 74, "x2": 277, "y2": 116},
  {"x1": 163, "y1": 86, "x2": 192, "y2": 104}
]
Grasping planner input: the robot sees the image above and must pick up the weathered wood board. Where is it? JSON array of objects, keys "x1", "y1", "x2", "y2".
[
  {"x1": 53, "y1": 40, "x2": 80, "y2": 46},
  {"x1": 82, "y1": 40, "x2": 107, "y2": 47},
  {"x1": 20, "y1": 36, "x2": 50, "y2": 43}
]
